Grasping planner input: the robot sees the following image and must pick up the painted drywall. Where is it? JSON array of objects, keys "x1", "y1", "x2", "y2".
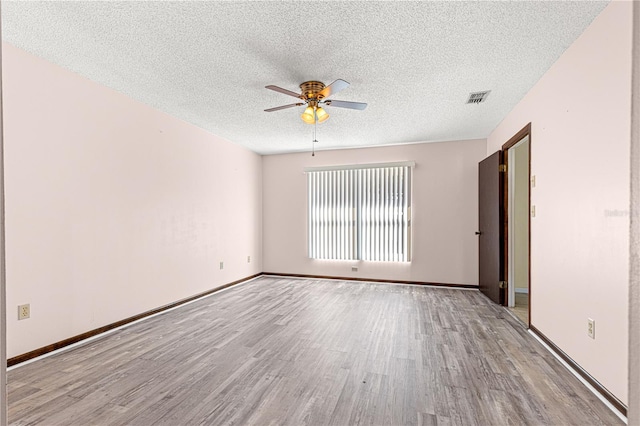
[
  {"x1": 487, "y1": 2, "x2": 631, "y2": 405},
  {"x1": 514, "y1": 139, "x2": 529, "y2": 291},
  {"x1": 2, "y1": 43, "x2": 263, "y2": 358},
  {"x1": 262, "y1": 139, "x2": 486, "y2": 285},
  {"x1": 629, "y1": 1, "x2": 639, "y2": 423},
  {"x1": 0, "y1": 10, "x2": 6, "y2": 426}
]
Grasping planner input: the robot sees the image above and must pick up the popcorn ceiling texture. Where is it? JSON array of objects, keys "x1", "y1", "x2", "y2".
[{"x1": 2, "y1": 1, "x2": 607, "y2": 155}]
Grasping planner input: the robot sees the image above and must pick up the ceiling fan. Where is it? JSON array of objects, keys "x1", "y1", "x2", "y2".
[{"x1": 264, "y1": 79, "x2": 367, "y2": 124}]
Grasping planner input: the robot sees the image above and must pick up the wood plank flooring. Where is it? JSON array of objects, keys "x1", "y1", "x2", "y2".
[
  {"x1": 508, "y1": 293, "x2": 529, "y2": 325},
  {"x1": 8, "y1": 277, "x2": 622, "y2": 425}
]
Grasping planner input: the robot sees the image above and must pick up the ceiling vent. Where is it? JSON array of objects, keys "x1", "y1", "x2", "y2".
[{"x1": 467, "y1": 90, "x2": 491, "y2": 104}]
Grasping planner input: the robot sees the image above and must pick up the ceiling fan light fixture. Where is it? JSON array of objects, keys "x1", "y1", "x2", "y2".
[
  {"x1": 301, "y1": 106, "x2": 316, "y2": 124},
  {"x1": 315, "y1": 107, "x2": 329, "y2": 123},
  {"x1": 266, "y1": 79, "x2": 365, "y2": 125}
]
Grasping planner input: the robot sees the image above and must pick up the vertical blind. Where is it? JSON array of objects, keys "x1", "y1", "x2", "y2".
[{"x1": 307, "y1": 163, "x2": 412, "y2": 262}]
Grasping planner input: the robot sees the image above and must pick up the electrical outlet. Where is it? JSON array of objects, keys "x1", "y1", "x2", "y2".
[
  {"x1": 247, "y1": 256, "x2": 251, "y2": 263},
  {"x1": 219, "y1": 261, "x2": 224, "y2": 270},
  {"x1": 352, "y1": 266, "x2": 358, "y2": 272},
  {"x1": 18, "y1": 304, "x2": 30, "y2": 320},
  {"x1": 587, "y1": 318, "x2": 595, "y2": 339}
]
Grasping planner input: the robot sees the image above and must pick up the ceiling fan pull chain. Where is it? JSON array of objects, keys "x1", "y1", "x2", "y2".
[{"x1": 312, "y1": 116, "x2": 317, "y2": 157}]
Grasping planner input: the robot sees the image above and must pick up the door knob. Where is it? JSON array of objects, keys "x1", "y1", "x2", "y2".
[{"x1": 475, "y1": 231, "x2": 482, "y2": 235}]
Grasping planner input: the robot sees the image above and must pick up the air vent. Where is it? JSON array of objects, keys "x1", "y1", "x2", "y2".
[{"x1": 467, "y1": 90, "x2": 491, "y2": 104}]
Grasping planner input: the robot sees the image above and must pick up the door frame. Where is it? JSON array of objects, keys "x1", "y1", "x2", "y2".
[{"x1": 501, "y1": 123, "x2": 532, "y2": 325}]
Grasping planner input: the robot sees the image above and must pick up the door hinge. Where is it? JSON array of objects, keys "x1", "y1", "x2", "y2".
[
  {"x1": 499, "y1": 164, "x2": 507, "y2": 173},
  {"x1": 499, "y1": 281, "x2": 508, "y2": 289}
]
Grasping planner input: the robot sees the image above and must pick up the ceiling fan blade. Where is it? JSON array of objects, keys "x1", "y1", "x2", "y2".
[
  {"x1": 322, "y1": 99, "x2": 367, "y2": 110},
  {"x1": 318, "y1": 79, "x2": 350, "y2": 99},
  {"x1": 265, "y1": 85, "x2": 302, "y2": 98},
  {"x1": 264, "y1": 103, "x2": 304, "y2": 112}
]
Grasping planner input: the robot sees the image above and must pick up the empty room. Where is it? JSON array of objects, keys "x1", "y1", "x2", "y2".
[{"x1": 0, "y1": 1, "x2": 638, "y2": 425}]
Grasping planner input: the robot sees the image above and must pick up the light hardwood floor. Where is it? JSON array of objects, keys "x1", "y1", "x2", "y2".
[
  {"x1": 508, "y1": 292, "x2": 529, "y2": 325},
  {"x1": 9, "y1": 277, "x2": 621, "y2": 425}
]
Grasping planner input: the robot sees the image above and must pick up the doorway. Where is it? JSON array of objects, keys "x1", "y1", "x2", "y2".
[{"x1": 503, "y1": 124, "x2": 531, "y2": 326}]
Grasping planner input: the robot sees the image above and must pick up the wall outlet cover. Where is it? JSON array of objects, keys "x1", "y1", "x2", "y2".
[
  {"x1": 588, "y1": 318, "x2": 595, "y2": 339},
  {"x1": 18, "y1": 304, "x2": 30, "y2": 320}
]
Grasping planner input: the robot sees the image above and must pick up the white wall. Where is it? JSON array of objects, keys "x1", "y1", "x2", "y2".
[
  {"x1": 514, "y1": 140, "x2": 529, "y2": 291},
  {"x1": 628, "y1": 1, "x2": 640, "y2": 422},
  {"x1": 0, "y1": 9, "x2": 6, "y2": 426},
  {"x1": 262, "y1": 139, "x2": 486, "y2": 285},
  {"x1": 487, "y1": 2, "x2": 632, "y2": 405},
  {"x1": 2, "y1": 43, "x2": 263, "y2": 358}
]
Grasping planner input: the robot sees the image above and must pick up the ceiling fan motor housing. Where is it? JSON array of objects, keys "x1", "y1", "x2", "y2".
[{"x1": 300, "y1": 81, "x2": 326, "y2": 101}]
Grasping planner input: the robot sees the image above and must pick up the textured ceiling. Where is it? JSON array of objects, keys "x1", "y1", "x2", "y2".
[{"x1": 2, "y1": 1, "x2": 608, "y2": 155}]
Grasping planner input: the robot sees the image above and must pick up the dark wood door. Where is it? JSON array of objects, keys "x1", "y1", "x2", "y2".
[{"x1": 478, "y1": 151, "x2": 504, "y2": 305}]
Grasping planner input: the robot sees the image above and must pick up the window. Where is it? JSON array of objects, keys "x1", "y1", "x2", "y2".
[{"x1": 306, "y1": 162, "x2": 413, "y2": 262}]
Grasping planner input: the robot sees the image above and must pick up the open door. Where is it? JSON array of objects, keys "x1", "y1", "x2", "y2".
[{"x1": 478, "y1": 151, "x2": 505, "y2": 305}]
